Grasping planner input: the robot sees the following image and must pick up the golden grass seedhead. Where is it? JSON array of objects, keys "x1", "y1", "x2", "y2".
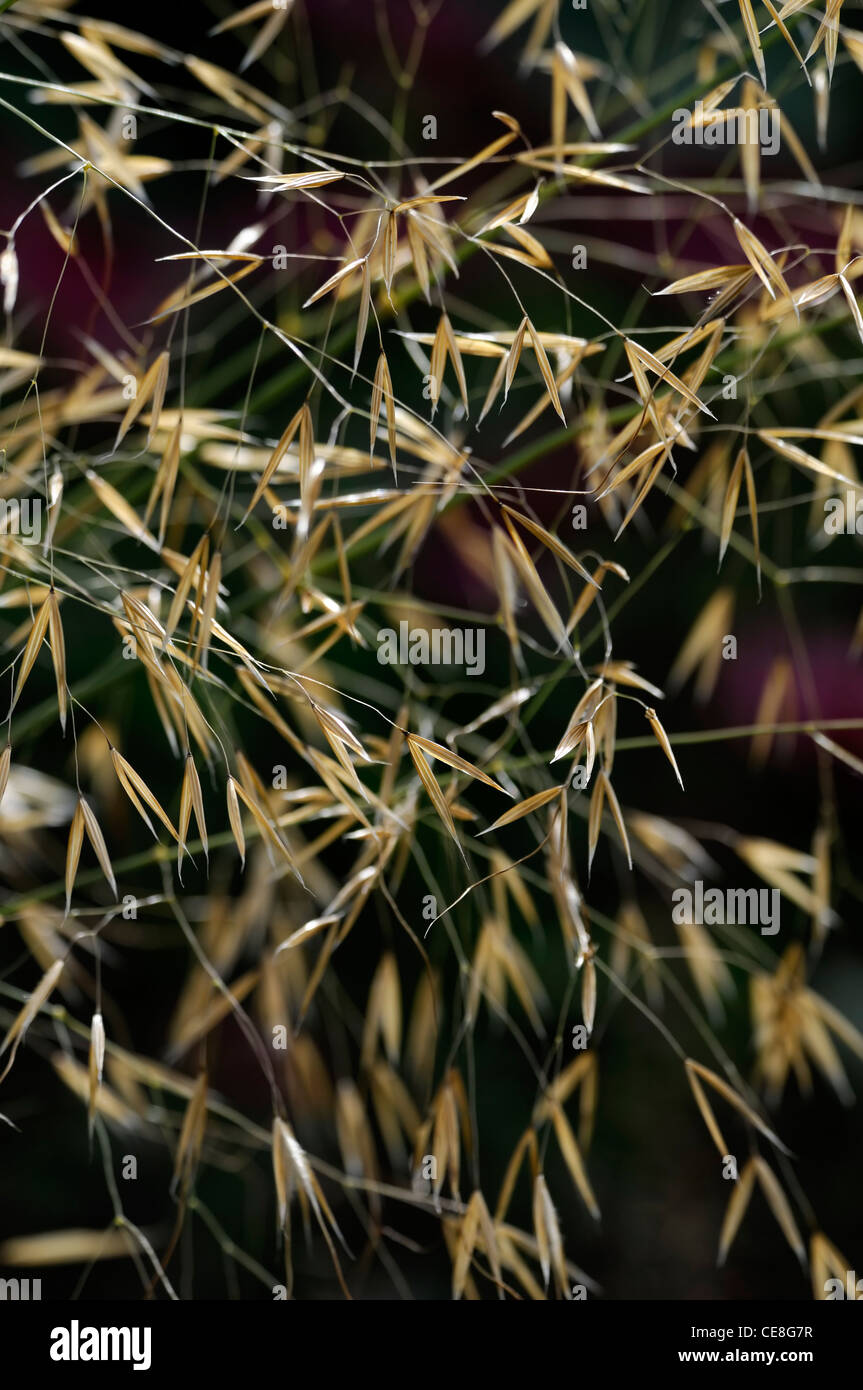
[{"x1": 2, "y1": 0, "x2": 861, "y2": 1305}]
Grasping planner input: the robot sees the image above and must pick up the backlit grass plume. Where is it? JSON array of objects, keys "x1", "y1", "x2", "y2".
[{"x1": 0, "y1": 0, "x2": 861, "y2": 1301}]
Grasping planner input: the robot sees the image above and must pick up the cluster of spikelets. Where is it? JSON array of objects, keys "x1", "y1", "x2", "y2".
[{"x1": 0, "y1": 0, "x2": 862, "y2": 1298}]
